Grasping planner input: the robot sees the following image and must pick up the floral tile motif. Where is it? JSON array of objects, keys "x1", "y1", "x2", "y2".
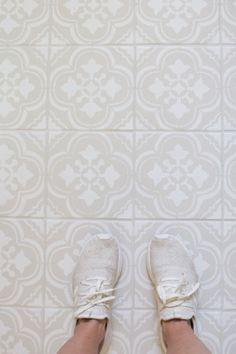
[
  {"x1": 48, "y1": 46, "x2": 134, "y2": 130},
  {"x1": 0, "y1": 132, "x2": 46, "y2": 217},
  {"x1": 0, "y1": 219, "x2": 44, "y2": 307},
  {"x1": 47, "y1": 132, "x2": 133, "y2": 218},
  {"x1": 0, "y1": 47, "x2": 48, "y2": 129},
  {"x1": 223, "y1": 222, "x2": 236, "y2": 309},
  {"x1": 45, "y1": 219, "x2": 133, "y2": 308},
  {"x1": 136, "y1": 0, "x2": 219, "y2": 43},
  {"x1": 135, "y1": 132, "x2": 221, "y2": 219},
  {"x1": 223, "y1": 47, "x2": 236, "y2": 130},
  {"x1": 222, "y1": 0, "x2": 236, "y2": 42},
  {"x1": 134, "y1": 221, "x2": 222, "y2": 309},
  {"x1": 43, "y1": 308, "x2": 132, "y2": 354},
  {"x1": 136, "y1": 46, "x2": 221, "y2": 130},
  {"x1": 51, "y1": 0, "x2": 134, "y2": 44},
  {"x1": 0, "y1": 1, "x2": 49, "y2": 45},
  {"x1": 224, "y1": 133, "x2": 236, "y2": 218},
  {"x1": 0, "y1": 307, "x2": 43, "y2": 354}
]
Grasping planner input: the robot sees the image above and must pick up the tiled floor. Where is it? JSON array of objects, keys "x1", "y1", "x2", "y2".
[{"x1": 1, "y1": 1, "x2": 236, "y2": 353}]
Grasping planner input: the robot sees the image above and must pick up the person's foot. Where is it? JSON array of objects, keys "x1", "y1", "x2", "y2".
[
  {"x1": 73, "y1": 233, "x2": 122, "y2": 353},
  {"x1": 146, "y1": 234, "x2": 200, "y2": 352}
]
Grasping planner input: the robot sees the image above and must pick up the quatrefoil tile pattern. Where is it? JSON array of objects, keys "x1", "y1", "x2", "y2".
[{"x1": 1, "y1": 1, "x2": 236, "y2": 354}]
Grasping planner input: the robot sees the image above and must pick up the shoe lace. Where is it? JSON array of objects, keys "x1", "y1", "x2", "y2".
[
  {"x1": 76, "y1": 276, "x2": 117, "y2": 315},
  {"x1": 156, "y1": 273, "x2": 200, "y2": 308}
]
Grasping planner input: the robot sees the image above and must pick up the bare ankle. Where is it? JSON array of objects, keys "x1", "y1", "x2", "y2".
[
  {"x1": 162, "y1": 319, "x2": 192, "y2": 344},
  {"x1": 75, "y1": 318, "x2": 107, "y2": 343}
]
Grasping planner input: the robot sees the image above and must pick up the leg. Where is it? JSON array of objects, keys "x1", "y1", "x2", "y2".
[
  {"x1": 162, "y1": 319, "x2": 211, "y2": 354},
  {"x1": 56, "y1": 319, "x2": 106, "y2": 354}
]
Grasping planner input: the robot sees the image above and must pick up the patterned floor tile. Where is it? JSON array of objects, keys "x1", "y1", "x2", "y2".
[
  {"x1": 0, "y1": 131, "x2": 46, "y2": 217},
  {"x1": 0, "y1": 47, "x2": 47, "y2": 129},
  {"x1": 51, "y1": 0, "x2": 135, "y2": 44},
  {"x1": 136, "y1": 46, "x2": 221, "y2": 130},
  {"x1": 0, "y1": 1, "x2": 49, "y2": 45},
  {"x1": 136, "y1": 0, "x2": 219, "y2": 43},
  {"x1": 135, "y1": 132, "x2": 221, "y2": 219},
  {"x1": 47, "y1": 131, "x2": 133, "y2": 218},
  {"x1": 0, "y1": 219, "x2": 45, "y2": 307}
]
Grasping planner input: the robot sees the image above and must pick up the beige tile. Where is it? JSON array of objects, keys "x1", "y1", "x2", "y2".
[
  {"x1": 222, "y1": 0, "x2": 236, "y2": 42},
  {"x1": 135, "y1": 132, "x2": 221, "y2": 218},
  {"x1": 136, "y1": 46, "x2": 221, "y2": 130},
  {"x1": 222, "y1": 311, "x2": 236, "y2": 354},
  {"x1": 47, "y1": 132, "x2": 133, "y2": 218},
  {"x1": 51, "y1": 0, "x2": 134, "y2": 44},
  {"x1": 223, "y1": 47, "x2": 236, "y2": 130},
  {"x1": 0, "y1": 47, "x2": 47, "y2": 129},
  {"x1": 136, "y1": 0, "x2": 219, "y2": 43},
  {"x1": 197, "y1": 310, "x2": 222, "y2": 354},
  {"x1": 223, "y1": 222, "x2": 236, "y2": 309},
  {"x1": 0, "y1": 219, "x2": 45, "y2": 307},
  {"x1": 0, "y1": 1, "x2": 49, "y2": 45},
  {"x1": 0, "y1": 307, "x2": 43, "y2": 354},
  {"x1": 43, "y1": 308, "x2": 75, "y2": 354},
  {"x1": 133, "y1": 310, "x2": 162, "y2": 354},
  {"x1": 224, "y1": 133, "x2": 236, "y2": 217},
  {"x1": 48, "y1": 46, "x2": 134, "y2": 130},
  {"x1": 0, "y1": 131, "x2": 46, "y2": 217}
]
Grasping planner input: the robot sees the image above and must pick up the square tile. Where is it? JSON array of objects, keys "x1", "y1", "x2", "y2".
[
  {"x1": 134, "y1": 221, "x2": 223, "y2": 309},
  {"x1": 223, "y1": 222, "x2": 236, "y2": 309},
  {"x1": 136, "y1": 46, "x2": 221, "y2": 130},
  {"x1": 223, "y1": 47, "x2": 236, "y2": 130},
  {"x1": 224, "y1": 133, "x2": 236, "y2": 217},
  {"x1": 0, "y1": 219, "x2": 45, "y2": 307},
  {"x1": 45, "y1": 219, "x2": 133, "y2": 308},
  {"x1": 47, "y1": 131, "x2": 133, "y2": 218},
  {"x1": 0, "y1": 1, "x2": 49, "y2": 45},
  {"x1": 0, "y1": 307, "x2": 43, "y2": 354},
  {"x1": 136, "y1": 0, "x2": 219, "y2": 43},
  {"x1": 0, "y1": 47, "x2": 48, "y2": 129},
  {"x1": 51, "y1": 0, "x2": 134, "y2": 44},
  {"x1": 135, "y1": 132, "x2": 221, "y2": 219},
  {"x1": 0, "y1": 131, "x2": 46, "y2": 217},
  {"x1": 48, "y1": 46, "x2": 134, "y2": 130},
  {"x1": 222, "y1": 0, "x2": 236, "y2": 42}
]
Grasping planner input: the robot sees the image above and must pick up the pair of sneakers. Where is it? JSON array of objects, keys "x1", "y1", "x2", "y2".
[{"x1": 73, "y1": 233, "x2": 200, "y2": 353}]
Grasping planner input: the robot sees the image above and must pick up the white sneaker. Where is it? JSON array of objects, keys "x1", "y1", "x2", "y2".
[
  {"x1": 72, "y1": 233, "x2": 122, "y2": 353},
  {"x1": 147, "y1": 234, "x2": 200, "y2": 353}
]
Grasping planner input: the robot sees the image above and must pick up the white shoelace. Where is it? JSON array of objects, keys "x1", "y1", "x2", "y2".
[
  {"x1": 156, "y1": 273, "x2": 200, "y2": 307},
  {"x1": 76, "y1": 276, "x2": 116, "y2": 315}
]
